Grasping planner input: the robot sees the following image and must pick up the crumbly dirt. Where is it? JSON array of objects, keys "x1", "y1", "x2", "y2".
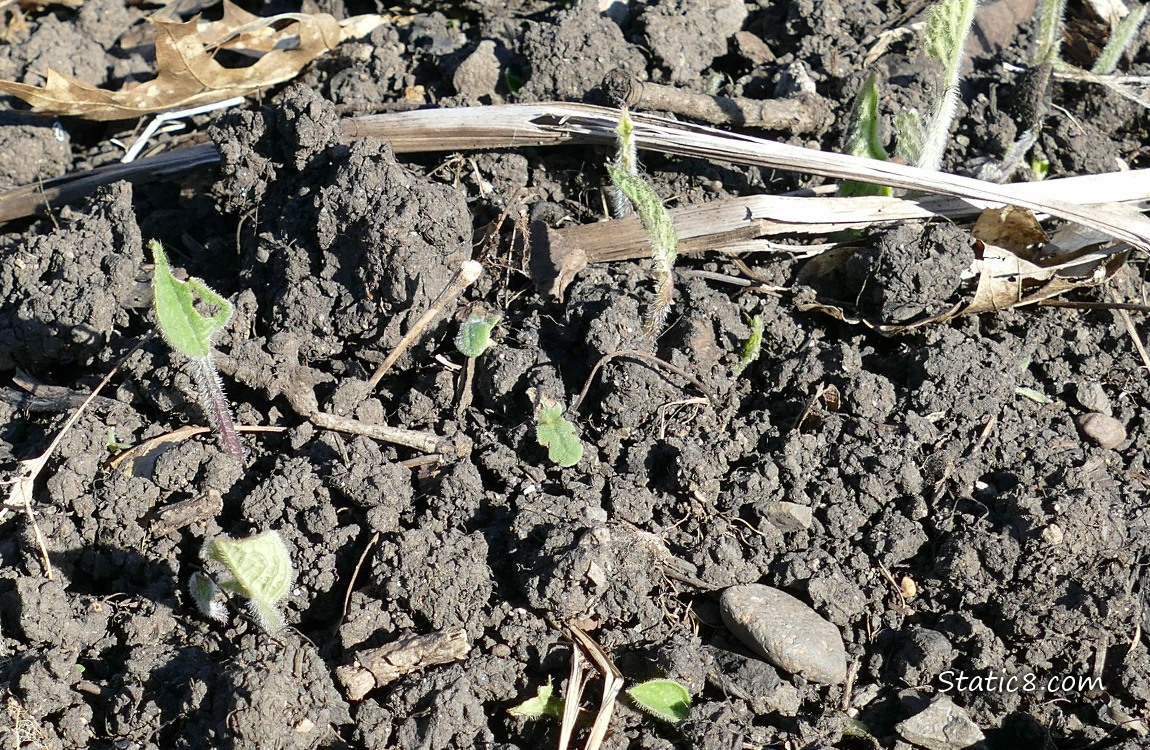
[{"x1": 1, "y1": 1, "x2": 1149, "y2": 749}]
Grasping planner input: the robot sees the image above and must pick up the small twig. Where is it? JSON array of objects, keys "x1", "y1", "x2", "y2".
[
  {"x1": 106, "y1": 424, "x2": 284, "y2": 471},
  {"x1": 339, "y1": 531, "x2": 380, "y2": 628},
  {"x1": 335, "y1": 629, "x2": 471, "y2": 701},
  {"x1": 601, "y1": 68, "x2": 832, "y2": 133},
  {"x1": 572, "y1": 349, "x2": 716, "y2": 414},
  {"x1": 310, "y1": 411, "x2": 472, "y2": 457},
  {"x1": 1110, "y1": 288, "x2": 1150, "y2": 373},
  {"x1": 3, "y1": 337, "x2": 150, "y2": 578},
  {"x1": 367, "y1": 260, "x2": 483, "y2": 389},
  {"x1": 1036, "y1": 299, "x2": 1150, "y2": 313}
]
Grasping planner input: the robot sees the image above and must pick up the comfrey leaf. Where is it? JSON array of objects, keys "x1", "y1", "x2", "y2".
[
  {"x1": 535, "y1": 403, "x2": 583, "y2": 468},
  {"x1": 626, "y1": 679, "x2": 690, "y2": 723},
  {"x1": 208, "y1": 530, "x2": 293, "y2": 634},
  {"x1": 151, "y1": 239, "x2": 233, "y2": 360},
  {"x1": 455, "y1": 313, "x2": 501, "y2": 358},
  {"x1": 840, "y1": 72, "x2": 892, "y2": 197},
  {"x1": 507, "y1": 677, "x2": 564, "y2": 718}
]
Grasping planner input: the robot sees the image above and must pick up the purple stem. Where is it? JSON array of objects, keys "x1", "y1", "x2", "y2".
[{"x1": 192, "y1": 356, "x2": 245, "y2": 465}]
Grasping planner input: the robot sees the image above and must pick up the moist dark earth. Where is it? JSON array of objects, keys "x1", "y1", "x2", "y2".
[{"x1": 1, "y1": 0, "x2": 1149, "y2": 748}]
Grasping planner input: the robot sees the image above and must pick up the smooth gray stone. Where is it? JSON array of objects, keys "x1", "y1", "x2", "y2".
[
  {"x1": 719, "y1": 584, "x2": 847, "y2": 685},
  {"x1": 896, "y1": 694, "x2": 986, "y2": 750}
]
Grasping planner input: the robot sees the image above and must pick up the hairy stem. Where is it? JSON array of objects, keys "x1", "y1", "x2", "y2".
[{"x1": 191, "y1": 355, "x2": 244, "y2": 464}]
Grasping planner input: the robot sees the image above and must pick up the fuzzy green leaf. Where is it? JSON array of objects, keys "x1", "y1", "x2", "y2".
[
  {"x1": 607, "y1": 166, "x2": 678, "y2": 270},
  {"x1": 916, "y1": 0, "x2": 976, "y2": 171},
  {"x1": 627, "y1": 679, "x2": 690, "y2": 723},
  {"x1": 1092, "y1": 4, "x2": 1148, "y2": 74},
  {"x1": 840, "y1": 72, "x2": 893, "y2": 197},
  {"x1": 535, "y1": 404, "x2": 583, "y2": 468},
  {"x1": 208, "y1": 530, "x2": 293, "y2": 634},
  {"x1": 893, "y1": 109, "x2": 925, "y2": 166},
  {"x1": 923, "y1": 0, "x2": 977, "y2": 77},
  {"x1": 455, "y1": 313, "x2": 501, "y2": 358},
  {"x1": 1015, "y1": 386, "x2": 1052, "y2": 404},
  {"x1": 151, "y1": 239, "x2": 233, "y2": 360},
  {"x1": 1033, "y1": 0, "x2": 1068, "y2": 65},
  {"x1": 189, "y1": 571, "x2": 227, "y2": 623},
  {"x1": 508, "y1": 677, "x2": 564, "y2": 718}
]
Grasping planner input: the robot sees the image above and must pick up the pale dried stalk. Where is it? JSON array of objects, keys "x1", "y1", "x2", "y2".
[
  {"x1": 6, "y1": 103, "x2": 1150, "y2": 249},
  {"x1": 543, "y1": 172, "x2": 1150, "y2": 264}
]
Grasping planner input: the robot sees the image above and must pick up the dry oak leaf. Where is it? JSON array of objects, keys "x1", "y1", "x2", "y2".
[{"x1": 0, "y1": 9, "x2": 383, "y2": 120}]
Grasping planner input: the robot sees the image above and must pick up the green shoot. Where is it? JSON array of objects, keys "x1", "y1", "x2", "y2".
[
  {"x1": 1033, "y1": 0, "x2": 1068, "y2": 65},
  {"x1": 1030, "y1": 153, "x2": 1050, "y2": 180},
  {"x1": 839, "y1": 73, "x2": 892, "y2": 197},
  {"x1": 535, "y1": 401, "x2": 583, "y2": 468},
  {"x1": 626, "y1": 679, "x2": 690, "y2": 723},
  {"x1": 893, "y1": 107, "x2": 925, "y2": 166},
  {"x1": 733, "y1": 314, "x2": 764, "y2": 376},
  {"x1": 610, "y1": 107, "x2": 638, "y2": 217},
  {"x1": 1092, "y1": 4, "x2": 1148, "y2": 74},
  {"x1": 915, "y1": 0, "x2": 977, "y2": 171},
  {"x1": 508, "y1": 677, "x2": 564, "y2": 718},
  {"x1": 455, "y1": 312, "x2": 501, "y2": 358},
  {"x1": 609, "y1": 108, "x2": 680, "y2": 335},
  {"x1": 207, "y1": 530, "x2": 293, "y2": 634},
  {"x1": 150, "y1": 240, "x2": 244, "y2": 464},
  {"x1": 189, "y1": 570, "x2": 227, "y2": 623}
]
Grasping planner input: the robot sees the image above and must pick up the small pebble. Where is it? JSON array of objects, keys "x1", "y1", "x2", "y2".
[
  {"x1": 1042, "y1": 523, "x2": 1064, "y2": 546},
  {"x1": 765, "y1": 502, "x2": 813, "y2": 532},
  {"x1": 1075, "y1": 412, "x2": 1126, "y2": 450},
  {"x1": 720, "y1": 584, "x2": 847, "y2": 685},
  {"x1": 896, "y1": 693, "x2": 985, "y2": 750},
  {"x1": 1073, "y1": 381, "x2": 1111, "y2": 415}
]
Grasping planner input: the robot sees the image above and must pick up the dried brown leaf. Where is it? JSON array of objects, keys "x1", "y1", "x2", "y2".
[
  {"x1": 0, "y1": 7, "x2": 382, "y2": 120},
  {"x1": 971, "y1": 205, "x2": 1048, "y2": 261}
]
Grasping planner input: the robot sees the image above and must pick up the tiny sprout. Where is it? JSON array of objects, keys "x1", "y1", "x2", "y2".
[
  {"x1": 455, "y1": 312, "x2": 501, "y2": 358},
  {"x1": 189, "y1": 570, "x2": 228, "y2": 623},
  {"x1": 535, "y1": 401, "x2": 583, "y2": 468},
  {"x1": 609, "y1": 108, "x2": 679, "y2": 335},
  {"x1": 839, "y1": 72, "x2": 892, "y2": 198},
  {"x1": 626, "y1": 679, "x2": 690, "y2": 723},
  {"x1": 507, "y1": 677, "x2": 564, "y2": 719},
  {"x1": 733, "y1": 313, "x2": 764, "y2": 377},
  {"x1": 205, "y1": 530, "x2": 293, "y2": 634},
  {"x1": 150, "y1": 240, "x2": 244, "y2": 464}
]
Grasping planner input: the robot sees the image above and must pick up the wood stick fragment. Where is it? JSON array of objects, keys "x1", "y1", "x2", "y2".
[
  {"x1": 601, "y1": 67, "x2": 832, "y2": 133},
  {"x1": 310, "y1": 411, "x2": 472, "y2": 457},
  {"x1": 367, "y1": 260, "x2": 483, "y2": 389},
  {"x1": 336, "y1": 629, "x2": 471, "y2": 701}
]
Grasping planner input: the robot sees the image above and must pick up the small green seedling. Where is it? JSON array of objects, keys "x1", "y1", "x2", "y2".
[
  {"x1": 1092, "y1": 4, "x2": 1148, "y2": 75},
  {"x1": 609, "y1": 108, "x2": 680, "y2": 335},
  {"x1": 194, "y1": 530, "x2": 293, "y2": 634},
  {"x1": 733, "y1": 313, "x2": 765, "y2": 376},
  {"x1": 908, "y1": 0, "x2": 976, "y2": 171},
  {"x1": 507, "y1": 677, "x2": 564, "y2": 718},
  {"x1": 150, "y1": 240, "x2": 244, "y2": 463},
  {"x1": 189, "y1": 570, "x2": 227, "y2": 623},
  {"x1": 839, "y1": 72, "x2": 892, "y2": 198},
  {"x1": 455, "y1": 312, "x2": 501, "y2": 358},
  {"x1": 626, "y1": 679, "x2": 691, "y2": 723},
  {"x1": 840, "y1": 0, "x2": 976, "y2": 190},
  {"x1": 535, "y1": 400, "x2": 583, "y2": 468},
  {"x1": 1033, "y1": 0, "x2": 1068, "y2": 66}
]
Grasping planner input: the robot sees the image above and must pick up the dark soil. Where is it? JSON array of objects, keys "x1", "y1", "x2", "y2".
[{"x1": 1, "y1": 0, "x2": 1149, "y2": 748}]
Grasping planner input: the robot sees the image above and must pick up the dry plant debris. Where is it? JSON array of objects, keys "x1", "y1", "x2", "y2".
[{"x1": 0, "y1": 2, "x2": 385, "y2": 120}]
